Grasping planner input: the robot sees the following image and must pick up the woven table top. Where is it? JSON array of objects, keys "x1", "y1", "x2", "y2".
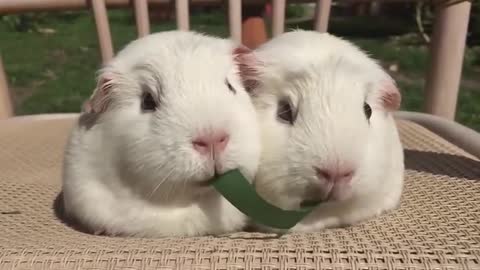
[{"x1": 0, "y1": 117, "x2": 479, "y2": 270}]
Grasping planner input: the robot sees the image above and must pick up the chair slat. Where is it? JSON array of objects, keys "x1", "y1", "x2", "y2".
[
  {"x1": 91, "y1": 0, "x2": 114, "y2": 63},
  {"x1": 0, "y1": 0, "x2": 472, "y2": 123},
  {"x1": 176, "y1": 0, "x2": 190, "y2": 30},
  {"x1": 314, "y1": 0, "x2": 331, "y2": 32},
  {"x1": 0, "y1": 56, "x2": 13, "y2": 119},
  {"x1": 424, "y1": 0, "x2": 472, "y2": 120},
  {"x1": 228, "y1": 0, "x2": 242, "y2": 43},
  {"x1": 272, "y1": 0, "x2": 286, "y2": 37},
  {"x1": 134, "y1": 0, "x2": 150, "y2": 37}
]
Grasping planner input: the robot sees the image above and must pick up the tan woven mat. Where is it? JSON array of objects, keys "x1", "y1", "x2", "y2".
[{"x1": 0, "y1": 117, "x2": 479, "y2": 270}]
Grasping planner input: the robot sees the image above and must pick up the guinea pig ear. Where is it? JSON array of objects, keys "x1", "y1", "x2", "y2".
[
  {"x1": 378, "y1": 79, "x2": 402, "y2": 111},
  {"x1": 82, "y1": 72, "x2": 115, "y2": 114},
  {"x1": 233, "y1": 45, "x2": 262, "y2": 94}
]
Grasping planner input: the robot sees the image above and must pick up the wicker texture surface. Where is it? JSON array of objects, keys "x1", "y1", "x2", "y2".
[{"x1": 0, "y1": 117, "x2": 479, "y2": 270}]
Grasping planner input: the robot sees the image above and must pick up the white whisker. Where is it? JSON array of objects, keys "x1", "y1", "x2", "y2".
[{"x1": 149, "y1": 167, "x2": 176, "y2": 199}]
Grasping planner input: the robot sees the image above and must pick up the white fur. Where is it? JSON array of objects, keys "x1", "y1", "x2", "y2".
[
  {"x1": 251, "y1": 30, "x2": 404, "y2": 233},
  {"x1": 62, "y1": 31, "x2": 261, "y2": 237}
]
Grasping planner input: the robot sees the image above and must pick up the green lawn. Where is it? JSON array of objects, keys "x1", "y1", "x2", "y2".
[{"x1": 1, "y1": 10, "x2": 479, "y2": 131}]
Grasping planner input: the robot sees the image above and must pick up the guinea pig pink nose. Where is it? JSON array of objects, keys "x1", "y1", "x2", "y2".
[
  {"x1": 192, "y1": 132, "x2": 230, "y2": 156},
  {"x1": 314, "y1": 167, "x2": 355, "y2": 183}
]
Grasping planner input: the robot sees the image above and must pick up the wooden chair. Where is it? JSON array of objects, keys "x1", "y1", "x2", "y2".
[{"x1": 0, "y1": 1, "x2": 479, "y2": 269}]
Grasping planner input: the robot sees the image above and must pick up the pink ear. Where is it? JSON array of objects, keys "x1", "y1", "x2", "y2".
[
  {"x1": 82, "y1": 74, "x2": 114, "y2": 114},
  {"x1": 233, "y1": 46, "x2": 261, "y2": 93},
  {"x1": 379, "y1": 79, "x2": 401, "y2": 111}
]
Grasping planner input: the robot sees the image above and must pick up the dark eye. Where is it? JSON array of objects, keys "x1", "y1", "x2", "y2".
[
  {"x1": 277, "y1": 99, "x2": 296, "y2": 125},
  {"x1": 225, "y1": 79, "x2": 236, "y2": 94},
  {"x1": 141, "y1": 92, "x2": 157, "y2": 112},
  {"x1": 363, "y1": 102, "x2": 372, "y2": 120}
]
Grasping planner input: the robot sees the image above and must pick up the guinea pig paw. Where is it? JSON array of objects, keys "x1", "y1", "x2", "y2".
[{"x1": 291, "y1": 219, "x2": 335, "y2": 233}]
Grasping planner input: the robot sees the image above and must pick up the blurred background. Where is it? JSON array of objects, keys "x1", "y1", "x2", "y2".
[{"x1": 0, "y1": 1, "x2": 479, "y2": 130}]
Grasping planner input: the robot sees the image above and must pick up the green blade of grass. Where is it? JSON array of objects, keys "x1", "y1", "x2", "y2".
[{"x1": 211, "y1": 169, "x2": 318, "y2": 230}]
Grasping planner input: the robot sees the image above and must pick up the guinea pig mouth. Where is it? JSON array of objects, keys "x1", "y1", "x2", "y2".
[
  {"x1": 302, "y1": 185, "x2": 351, "y2": 204},
  {"x1": 199, "y1": 171, "x2": 222, "y2": 186},
  {"x1": 189, "y1": 167, "x2": 220, "y2": 187},
  {"x1": 197, "y1": 170, "x2": 230, "y2": 187},
  {"x1": 303, "y1": 184, "x2": 329, "y2": 203},
  {"x1": 196, "y1": 171, "x2": 223, "y2": 187}
]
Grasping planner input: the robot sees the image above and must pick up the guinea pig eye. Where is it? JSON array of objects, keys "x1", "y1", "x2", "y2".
[
  {"x1": 363, "y1": 102, "x2": 372, "y2": 120},
  {"x1": 141, "y1": 92, "x2": 157, "y2": 112},
  {"x1": 277, "y1": 99, "x2": 295, "y2": 125},
  {"x1": 225, "y1": 79, "x2": 236, "y2": 94}
]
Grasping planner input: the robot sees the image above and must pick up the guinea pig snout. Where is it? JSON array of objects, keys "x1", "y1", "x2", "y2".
[
  {"x1": 192, "y1": 131, "x2": 230, "y2": 157},
  {"x1": 310, "y1": 166, "x2": 355, "y2": 202},
  {"x1": 314, "y1": 166, "x2": 355, "y2": 184}
]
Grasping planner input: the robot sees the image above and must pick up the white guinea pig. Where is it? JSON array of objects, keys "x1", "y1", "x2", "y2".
[
  {"x1": 62, "y1": 31, "x2": 261, "y2": 237},
  {"x1": 249, "y1": 30, "x2": 404, "y2": 233}
]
